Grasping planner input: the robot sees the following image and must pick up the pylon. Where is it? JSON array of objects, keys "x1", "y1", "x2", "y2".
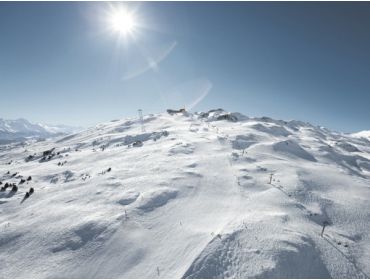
[{"x1": 138, "y1": 109, "x2": 145, "y2": 132}]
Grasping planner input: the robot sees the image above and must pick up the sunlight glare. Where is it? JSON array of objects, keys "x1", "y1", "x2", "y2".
[{"x1": 110, "y1": 10, "x2": 136, "y2": 35}]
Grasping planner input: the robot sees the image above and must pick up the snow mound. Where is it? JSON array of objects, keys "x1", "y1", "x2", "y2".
[
  {"x1": 183, "y1": 226, "x2": 329, "y2": 278},
  {"x1": 273, "y1": 140, "x2": 317, "y2": 162},
  {"x1": 320, "y1": 145, "x2": 370, "y2": 174},
  {"x1": 231, "y1": 134, "x2": 257, "y2": 150},
  {"x1": 137, "y1": 188, "x2": 178, "y2": 212},
  {"x1": 335, "y1": 141, "x2": 361, "y2": 153},
  {"x1": 51, "y1": 221, "x2": 110, "y2": 253},
  {"x1": 117, "y1": 191, "x2": 140, "y2": 206},
  {"x1": 251, "y1": 123, "x2": 291, "y2": 137},
  {"x1": 168, "y1": 142, "x2": 194, "y2": 155}
]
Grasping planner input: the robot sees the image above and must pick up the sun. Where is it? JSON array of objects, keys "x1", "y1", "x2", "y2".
[{"x1": 110, "y1": 10, "x2": 136, "y2": 35}]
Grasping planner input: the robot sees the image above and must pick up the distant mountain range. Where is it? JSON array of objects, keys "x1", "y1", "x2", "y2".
[{"x1": 0, "y1": 118, "x2": 82, "y2": 144}]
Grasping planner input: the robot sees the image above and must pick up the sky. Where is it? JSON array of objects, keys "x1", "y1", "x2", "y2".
[{"x1": 0, "y1": 1, "x2": 369, "y2": 132}]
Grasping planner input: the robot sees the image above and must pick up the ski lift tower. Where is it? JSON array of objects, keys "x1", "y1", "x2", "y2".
[{"x1": 138, "y1": 109, "x2": 145, "y2": 132}]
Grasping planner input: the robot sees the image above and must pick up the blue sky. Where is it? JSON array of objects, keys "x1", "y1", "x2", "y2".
[{"x1": 0, "y1": 2, "x2": 369, "y2": 132}]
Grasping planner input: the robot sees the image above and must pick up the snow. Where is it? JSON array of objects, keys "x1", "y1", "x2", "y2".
[
  {"x1": 0, "y1": 118, "x2": 82, "y2": 144},
  {"x1": 137, "y1": 188, "x2": 178, "y2": 212},
  {"x1": 352, "y1": 130, "x2": 370, "y2": 140},
  {"x1": 272, "y1": 140, "x2": 317, "y2": 162},
  {"x1": 0, "y1": 109, "x2": 369, "y2": 278},
  {"x1": 37, "y1": 123, "x2": 83, "y2": 135},
  {"x1": 117, "y1": 191, "x2": 140, "y2": 206}
]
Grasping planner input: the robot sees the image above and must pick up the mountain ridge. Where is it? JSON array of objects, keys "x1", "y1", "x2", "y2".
[{"x1": 0, "y1": 117, "x2": 82, "y2": 144}]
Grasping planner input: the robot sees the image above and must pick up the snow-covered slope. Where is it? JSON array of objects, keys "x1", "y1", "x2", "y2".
[
  {"x1": 0, "y1": 109, "x2": 369, "y2": 278},
  {"x1": 0, "y1": 118, "x2": 82, "y2": 144},
  {"x1": 352, "y1": 130, "x2": 370, "y2": 140},
  {"x1": 37, "y1": 123, "x2": 83, "y2": 135}
]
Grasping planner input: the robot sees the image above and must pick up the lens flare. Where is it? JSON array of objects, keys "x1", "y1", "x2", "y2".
[{"x1": 109, "y1": 9, "x2": 136, "y2": 35}]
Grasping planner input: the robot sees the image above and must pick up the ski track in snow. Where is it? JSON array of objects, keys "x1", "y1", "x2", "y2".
[{"x1": 0, "y1": 110, "x2": 369, "y2": 278}]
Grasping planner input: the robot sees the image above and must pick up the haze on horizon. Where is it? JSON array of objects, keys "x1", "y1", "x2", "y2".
[{"x1": 0, "y1": 2, "x2": 369, "y2": 133}]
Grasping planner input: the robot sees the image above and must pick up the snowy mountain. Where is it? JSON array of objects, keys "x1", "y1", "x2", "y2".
[
  {"x1": 351, "y1": 130, "x2": 370, "y2": 140},
  {"x1": 0, "y1": 109, "x2": 369, "y2": 278},
  {"x1": 0, "y1": 118, "x2": 82, "y2": 144}
]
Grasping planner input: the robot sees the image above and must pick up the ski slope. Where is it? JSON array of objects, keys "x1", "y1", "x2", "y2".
[{"x1": 0, "y1": 109, "x2": 369, "y2": 278}]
